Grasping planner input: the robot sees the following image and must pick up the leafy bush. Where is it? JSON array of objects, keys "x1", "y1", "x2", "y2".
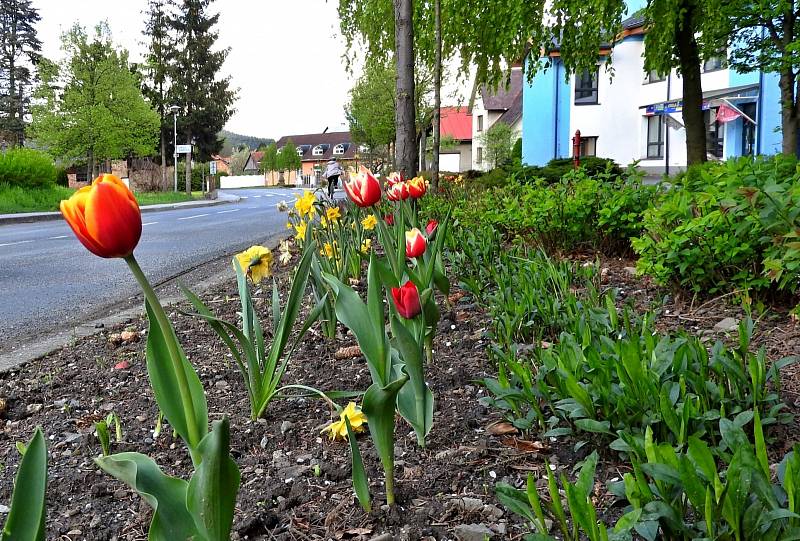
[
  {"x1": 513, "y1": 156, "x2": 624, "y2": 184},
  {"x1": 0, "y1": 148, "x2": 57, "y2": 188},
  {"x1": 176, "y1": 161, "x2": 207, "y2": 191},
  {"x1": 472, "y1": 168, "x2": 510, "y2": 190},
  {"x1": 633, "y1": 155, "x2": 800, "y2": 295}
]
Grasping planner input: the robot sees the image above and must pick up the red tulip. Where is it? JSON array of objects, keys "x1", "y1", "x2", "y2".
[
  {"x1": 344, "y1": 166, "x2": 382, "y2": 207},
  {"x1": 384, "y1": 214, "x2": 395, "y2": 225},
  {"x1": 391, "y1": 280, "x2": 422, "y2": 319},
  {"x1": 405, "y1": 228, "x2": 427, "y2": 258},
  {"x1": 387, "y1": 181, "x2": 409, "y2": 202},
  {"x1": 407, "y1": 176, "x2": 427, "y2": 199},
  {"x1": 386, "y1": 171, "x2": 404, "y2": 186},
  {"x1": 60, "y1": 174, "x2": 142, "y2": 258},
  {"x1": 425, "y1": 219, "x2": 438, "y2": 236}
]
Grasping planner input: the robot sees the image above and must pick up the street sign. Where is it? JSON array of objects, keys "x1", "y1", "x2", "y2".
[
  {"x1": 176, "y1": 144, "x2": 192, "y2": 154},
  {"x1": 210, "y1": 161, "x2": 217, "y2": 175}
]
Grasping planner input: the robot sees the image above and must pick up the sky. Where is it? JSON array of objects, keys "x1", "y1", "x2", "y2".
[{"x1": 32, "y1": 0, "x2": 363, "y2": 140}]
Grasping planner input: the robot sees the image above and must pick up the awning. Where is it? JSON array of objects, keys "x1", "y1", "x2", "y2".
[{"x1": 641, "y1": 83, "x2": 759, "y2": 116}]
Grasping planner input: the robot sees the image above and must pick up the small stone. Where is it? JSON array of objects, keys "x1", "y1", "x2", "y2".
[
  {"x1": 113, "y1": 488, "x2": 127, "y2": 500},
  {"x1": 623, "y1": 266, "x2": 637, "y2": 276},
  {"x1": 454, "y1": 524, "x2": 494, "y2": 541},
  {"x1": 26, "y1": 403, "x2": 42, "y2": 414},
  {"x1": 66, "y1": 530, "x2": 82, "y2": 536},
  {"x1": 95, "y1": 323, "x2": 104, "y2": 329},
  {"x1": 369, "y1": 535, "x2": 394, "y2": 541},
  {"x1": 0, "y1": 504, "x2": 9, "y2": 514},
  {"x1": 113, "y1": 360, "x2": 130, "y2": 370},
  {"x1": 89, "y1": 515, "x2": 101, "y2": 528},
  {"x1": 260, "y1": 435, "x2": 269, "y2": 449},
  {"x1": 457, "y1": 497, "x2": 485, "y2": 513},
  {"x1": 120, "y1": 330, "x2": 138, "y2": 342},
  {"x1": 214, "y1": 380, "x2": 229, "y2": 389},
  {"x1": 90, "y1": 483, "x2": 108, "y2": 496},
  {"x1": 714, "y1": 317, "x2": 739, "y2": 332},
  {"x1": 280, "y1": 420, "x2": 294, "y2": 434}
]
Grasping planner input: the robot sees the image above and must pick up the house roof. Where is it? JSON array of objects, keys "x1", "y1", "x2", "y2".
[
  {"x1": 497, "y1": 92, "x2": 523, "y2": 127},
  {"x1": 621, "y1": 12, "x2": 645, "y2": 30},
  {"x1": 440, "y1": 107, "x2": 472, "y2": 141},
  {"x1": 276, "y1": 131, "x2": 357, "y2": 162},
  {"x1": 211, "y1": 154, "x2": 230, "y2": 164},
  {"x1": 480, "y1": 68, "x2": 523, "y2": 111}
]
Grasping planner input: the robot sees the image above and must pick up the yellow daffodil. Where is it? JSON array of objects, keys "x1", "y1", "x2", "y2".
[
  {"x1": 278, "y1": 240, "x2": 292, "y2": 265},
  {"x1": 322, "y1": 402, "x2": 368, "y2": 440},
  {"x1": 234, "y1": 245, "x2": 273, "y2": 283},
  {"x1": 326, "y1": 206, "x2": 341, "y2": 222},
  {"x1": 321, "y1": 241, "x2": 336, "y2": 259},
  {"x1": 285, "y1": 221, "x2": 293, "y2": 230},
  {"x1": 320, "y1": 216, "x2": 328, "y2": 229},
  {"x1": 294, "y1": 220, "x2": 307, "y2": 240},
  {"x1": 361, "y1": 214, "x2": 378, "y2": 230},
  {"x1": 360, "y1": 238, "x2": 372, "y2": 254},
  {"x1": 294, "y1": 190, "x2": 316, "y2": 217}
]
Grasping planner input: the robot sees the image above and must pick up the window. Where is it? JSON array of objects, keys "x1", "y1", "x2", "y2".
[
  {"x1": 646, "y1": 115, "x2": 664, "y2": 158},
  {"x1": 575, "y1": 67, "x2": 599, "y2": 105},
  {"x1": 578, "y1": 136, "x2": 597, "y2": 157},
  {"x1": 477, "y1": 146, "x2": 483, "y2": 164},
  {"x1": 312, "y1": 145, "x2": 325, "y2": 156},
  {"x1": 645, "y1": 69, "x2": 665, "y2": 84},
  {"x1": 705, "y1": 109, "x2": 724, "y2": 159},
  {"x1": 296, "y1": 148, "x2": 304, "y2": 157},
  {"x1": 703, "y1": 50, "x2": 726, "y2": 72},
  {"x1": 333, "y1": 143, "x2": 346, "y2": 155},
  {"x1": 477, "y1": 115, "x2": 484, "y2": 132}
]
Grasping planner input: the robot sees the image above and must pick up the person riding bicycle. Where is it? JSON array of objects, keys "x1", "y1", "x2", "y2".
[{"x1": 324, "y1": 157, "x2": 344, "y2": 198}]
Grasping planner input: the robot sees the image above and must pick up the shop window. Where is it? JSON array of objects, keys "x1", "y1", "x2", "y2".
[
  {"x1": 705, "y1": 108, "x2": 724, "y2": 159},
  {"x1": 646, "y1": 115, "x2": 664, "y2": 158}
]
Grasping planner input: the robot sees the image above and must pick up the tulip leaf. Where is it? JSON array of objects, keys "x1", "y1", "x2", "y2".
[
  {"x1": 145, "y1": 300, "x2": 209, "y2": 452},
  {"x1": 95, "y1": 452, "x2": 198, "y2": 541},
  {"x1": 187, "y1": 418, "x2": 240, "y2": 540},
  {"x1": 1, "y1": 428, "x2": 47, "y2": 541},
  {"x1": 391, "y1": 316, "x2": 434, "y2": 446},
  {"x1": 344, "y1": 416, "x2": 372, "y2": 513}
]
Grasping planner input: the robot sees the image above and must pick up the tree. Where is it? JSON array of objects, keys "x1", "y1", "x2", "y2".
[
  {"x1": 725, "y1": 1, "x2": 800, "y2": 155},
  {"x1": 142, "y1": 0, "x2": 174, "y2": 187},
  {"x1": 0, "y1": 0, "x2": 41, "y2": 146},
  {"x1": 168, "y1": 0, "x2": 237, "y2": 194},
  {"x1": 259, "y1": 141, "x2": 278, "y2": 181},
  {"x1": 277, "y1": 140, "x2": 301, "y2": 185},
  {"x1": 394, "y1": 0, "x2": 417, "y2": 176},
  {"x1": 346, "y1": 59, "x2": 396, "y2": 160},
  {"x1": 479, "y1": 121, "x2": 515, "y2": 169},
  {"x1": 228, "y1": 145, "x2": 249, "y2": 175},
  {"x1": 28, "y1": 23, "x2": 160, "y2": 177}
]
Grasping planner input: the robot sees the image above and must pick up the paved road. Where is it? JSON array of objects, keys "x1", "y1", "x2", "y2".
[{"x1": 0, "y1": 187, "x2": 326, "y2": 352}]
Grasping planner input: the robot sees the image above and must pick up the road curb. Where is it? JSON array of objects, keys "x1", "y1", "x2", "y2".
[{"x1": 0, "y1": 195, "x2": 241, "y2": 225}]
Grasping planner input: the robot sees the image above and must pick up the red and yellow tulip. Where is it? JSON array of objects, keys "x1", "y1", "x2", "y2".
[
  {"x1": 405, "y1": 228, "x2": 427, "y2": 258},
  {"x1": 344, "y1": 166, "x2": 382, "y2": 207}
]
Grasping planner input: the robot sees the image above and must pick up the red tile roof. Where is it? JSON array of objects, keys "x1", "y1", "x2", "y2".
[{"x1": 440, "y1": 107, "x2": 472, "y2": 141}]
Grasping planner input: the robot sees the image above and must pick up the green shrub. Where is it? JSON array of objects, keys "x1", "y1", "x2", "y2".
[
  {"x1": 0, "y1": 148, "x2": 57, "y2": 188},
  {"x1": 472, "y1": 168, "x2": 510, "y2": 189},
  {"x1": 55, "y1": 166, "x2": 69, "y2": 187},
  {"x1": 176, "y1": 162, "x2": 207, "y2": 191},
  {"x1": 633, "y1": 155, "x2": 800, "y2": 295},
  {"x1": 513, "y1": 156, "x2": 623, "y2": 184}
]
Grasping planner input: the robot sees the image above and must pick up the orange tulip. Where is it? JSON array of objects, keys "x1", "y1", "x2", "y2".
[
  {"x1": 344, "y1": 166, "x2": 382, "y2": 207},
  {"x1": 60, "y1": 174, "x2": 142, "y2": 258},
  {"x1": 405, "y1": 228, "x2": 427, "y2": 258}
]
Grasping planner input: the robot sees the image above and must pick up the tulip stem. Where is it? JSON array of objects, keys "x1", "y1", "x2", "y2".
[{"x1": 124, "y1": 254, "x2": 203, "y2": 451}]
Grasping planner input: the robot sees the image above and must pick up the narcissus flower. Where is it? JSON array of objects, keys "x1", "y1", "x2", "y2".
[
  {"x1": 361, "y1": 214, "x2": 378, "y2": 230},
  {"x1": 387, "y1": 181, "x2": 409, "y2": 201},
  {"x1": 344, "y1": 166, "x2": 382, "y2": 207},
  {"x1": 322, "y1": 402, "x2": 368, "y2": 440},
  {"x1": 285, "y1": 222, "x2": 293, "y2": 230},
  {"x1": 391, "y1": 280, "x2": 422, "y2": 319},
  {"x1": 278, "y1": 240, "x2": 292, "y2": 265},
  {"x1": 277, "y1": 200, "x2": 288, "y2": 212},
  {"x1": 321, "y1": 241, "x2": 337, "y2": 259},
  {"x1": 326, "y1": 206, "x2": 341, "y2": 222},
  {"x1": 425, "y1": 219, "x2": 438, "y2": 236},
  {"x1": 60, "y1": 174, "x2": 142, "y2": 258},
  {"x1": 234, "y1": 245, "x2": 273, "y2": 283},
  {"x1": 408, "y1": 176, "x2": 427, "y2": 198},
  {"x1": 360, "y1": 238, "x2": 372, "y2": 254},
  {"x1": 294, "y1": 190, "x2": 316, "y2": 217},
  {"x1": 405, "y1": 228, "x2": 427, "y2": 258},
  {"x1": 294, "y1": 220, "x2": 307, "y2": 240}
]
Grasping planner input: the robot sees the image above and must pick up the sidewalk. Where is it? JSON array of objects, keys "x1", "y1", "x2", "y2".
[{"x1": 0, "y1": 190, "x2": 241, "y2": 225}]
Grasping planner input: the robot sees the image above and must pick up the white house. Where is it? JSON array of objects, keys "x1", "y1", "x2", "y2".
[{"x1": 472, "y1": 67, "x2": 523, "y2": 170}]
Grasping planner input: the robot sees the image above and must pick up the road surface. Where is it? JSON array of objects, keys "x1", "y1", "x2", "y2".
[{"x1": 0, "y1": 188, "x2": 325, "y2": 353}]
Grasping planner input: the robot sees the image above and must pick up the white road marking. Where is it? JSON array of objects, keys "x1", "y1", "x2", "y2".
[
  {"x1": 142, "y1": 221, "x2": 158, "y2": 226},
  {"x1": 177, "y1": 214, "x2": 209, "y2": 221},
  {"x1": 48, "y1": 235, "x2": 69, "y2": 240},
  {"x1": 240, "y1": 196, "x2": 249, "y2": 199},
  {"x1": 0, "y1": 240, "x2": 33, "y2": 247},
  {"x1": 216, "y1": 209, "x2": 240, "y2": 214},
  {"x1": 252, "y1": 195, "x2": 262, "y2": 198},
  {"x1": 247, "y1": 206, "x2": 257, "y2": 209}
]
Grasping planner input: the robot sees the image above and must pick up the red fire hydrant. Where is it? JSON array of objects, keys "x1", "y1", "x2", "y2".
[{"x1": 572, "y1": 129, "x2": 582, "y2": 168}]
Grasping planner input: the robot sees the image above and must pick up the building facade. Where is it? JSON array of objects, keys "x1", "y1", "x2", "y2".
[
  {"x1": 522, "y1": 9, "x2": 783, "y2": 174},
  {"x1": 472, "y1": 67, "x2": 523, "y2": 171},
  {"x1": 276, "y1": 131, "x2": 360, "y2": 185},
  {"x1": 437, "y1": 106, "x2": 473, "y2": 172}
]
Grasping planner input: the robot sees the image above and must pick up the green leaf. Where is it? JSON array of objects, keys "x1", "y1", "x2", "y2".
[
  {"x1": 187, "y1": 418, "x2": 240, "y2": 540},
  {"x1": 95, "y1": 452, "x2": 198, "y2": 540},
  {"x1": 2, "y1": 428, "x2": 47, "y2": 541},
  {"x1": 575, "y1": 418, "x2": 612, "y2": 434},
  {"x1": 495, "y1": 483, "x2": 537, "y2": 524},
  {"x1": 344, "y1": 416, "x2": 372, "y2": 513},
  {"x1": 391, "y1": 316, "x2": 434, "y2": 445},
  {"x1": 144, "y1": 300, "x2": 208, "y2": 452}
]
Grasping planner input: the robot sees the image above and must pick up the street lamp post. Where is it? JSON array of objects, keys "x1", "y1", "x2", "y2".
[{"x1": 169, "y1": 105, "x2": 180, "y2": 192}]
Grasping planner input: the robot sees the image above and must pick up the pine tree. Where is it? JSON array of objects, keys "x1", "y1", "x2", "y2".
[
  {"x1": 0, "y1": 0, "x2": 41, "y2": 147},
  {"x1": 142, "y1": 0, "x2": 174, "y2": 187},
  {"x1": 168, "y1": 0, "x2": 236, "y2": 194}
]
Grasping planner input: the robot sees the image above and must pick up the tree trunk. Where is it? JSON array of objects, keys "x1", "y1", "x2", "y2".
[
  {"x1": 160, "y1": 120, "x2": 167, "y2": 189},
  {"x1": 394, "y1": 0, "x2": 417, "y2": 177},
  {"x1": 675, "y1": 0, "x2": 706, "y2": 165},
  {"x1": 431, "y1": 0, "x2": 442, "y2": 191},
  {"x1": 185, "y1": 130, "x2": 192, "y2": 195},
  {"x1": 778, "y1": 69, "x2": 799, "y2": 155}
]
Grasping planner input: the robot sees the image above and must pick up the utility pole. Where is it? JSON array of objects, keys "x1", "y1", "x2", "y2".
[{"x1": 170, "y1": 105, "x2": 180, "y2": 191}]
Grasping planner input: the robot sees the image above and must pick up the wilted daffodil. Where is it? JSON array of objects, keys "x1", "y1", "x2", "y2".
[
  {"x1": 323, "y1": 402, "x2": 367, "y2": 440},
  {"x1": 360, "y1": 238, "x2": 372, "y2": 254},
  {"x1": 361, "y1": 214, "x2": 377, "y2": 230},
  {"x1": 277, "y1": 200, "x2": 288, "y2": 212},
  {"x1": 326, "y1": 206, "x2": 341, "y2": 222},
  {"x1": 278, "y1": 240, "x2": 292, "y2": 265},
  {"x1": 235, "y1": 245, "x2": 273, "y2": 283},
  {"x1": 294, "y1": 190, "x2": 316, "y2": 217}
]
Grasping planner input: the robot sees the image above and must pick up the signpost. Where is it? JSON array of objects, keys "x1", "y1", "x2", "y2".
[
  {"x1": 176, "y1": 144, "x2": 192, "y2": 154},
  {"x1": 210, "y1": 161, "x2": 217, "y2": 175}
]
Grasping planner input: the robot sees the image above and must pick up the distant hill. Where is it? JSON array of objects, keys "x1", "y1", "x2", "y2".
[{"x1": 219, "y1": 129, "x2": 275, "y2": 156}]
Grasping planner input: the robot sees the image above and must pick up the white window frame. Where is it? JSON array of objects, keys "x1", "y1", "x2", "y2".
[
  {"x1": 296, "y1": 148, "x2": 304, "y2": 157},
  {"x1": 333, "y1": 144, "x2": 346, "y2": 155},
  {"x1": 312, "y1": 145, "x2": 325, "y2": 156}
]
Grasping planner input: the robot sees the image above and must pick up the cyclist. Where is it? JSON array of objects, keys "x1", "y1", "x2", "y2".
[{"x1": 324, "y1": 157, "x2": 343, "y2": 198}]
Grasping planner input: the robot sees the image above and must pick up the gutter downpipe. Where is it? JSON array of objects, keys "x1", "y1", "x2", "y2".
[
  {"x1": 554, "y1": 61, "x2": 560, "y2": 159},
  {"x1": 665, "y1": 72, "x2": 671, "y2": 176},
  {"x1": 756, "y1": 28, "x2": 765, "y2": 155}
]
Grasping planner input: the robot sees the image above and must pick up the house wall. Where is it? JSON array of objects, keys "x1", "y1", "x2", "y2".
[
  {"x1": 471, "y1": 94, "x2": 504, "y2": 171},
  {"x1": 522, "y1": 58, "x2": 571, "y2": 166}
]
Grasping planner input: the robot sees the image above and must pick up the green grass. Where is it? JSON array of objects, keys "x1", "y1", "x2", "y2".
[{"x1": 0, "y1": 183, "x2": 201, "y2": 214}]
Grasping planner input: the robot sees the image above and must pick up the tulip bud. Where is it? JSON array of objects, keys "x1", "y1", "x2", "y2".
[
  {"x1": 384, "y1": 214, "x2": 395, "y2": 226},
  {"x1": 425, "y1": 219, "x2": 438, "y2": 236},
  {"x1": 405, "y1": 228, "x2": 427, "y2": 258},
  {"x1": 60, "y1": 174, "x2": 142, "y2": 258},
  {"x1": 391, "y1": 281, "x2": 422, "y2": 319}
]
